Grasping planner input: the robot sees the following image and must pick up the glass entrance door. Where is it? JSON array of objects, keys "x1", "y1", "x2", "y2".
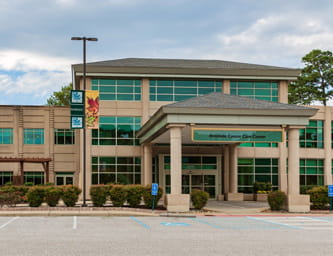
[{"x1": 182, "y1": 173, "x2": 216, "y2": 198}]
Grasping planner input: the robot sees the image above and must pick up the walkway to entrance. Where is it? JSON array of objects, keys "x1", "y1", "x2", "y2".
[{"x1": 205, "y1": 200, "x2": 269, "y2": 215}]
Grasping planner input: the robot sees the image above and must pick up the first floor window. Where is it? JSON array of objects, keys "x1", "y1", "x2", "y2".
[
  {"x1": 24, "y1": 172, "x2": 44, "y2": 185},
  {"x1": 238, "y1": 158, "x2": 278, "y2": 193},
  {"x1": 300, "y1": 159, "x2": 324, "y2": 186},
  {"x1": 55, "y1": 172, "x2": 74, "y2": 185},
  {"x1": 91, "y1": 156, "x2": 141, "y2": 185},
  {"x1": 0, "y1": 172, "x2": 13, "y2": 186}
]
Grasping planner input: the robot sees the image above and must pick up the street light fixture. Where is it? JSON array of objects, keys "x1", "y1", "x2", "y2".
[{"x1": 71, "y1": 36, "x2": 98, "y2": 207}]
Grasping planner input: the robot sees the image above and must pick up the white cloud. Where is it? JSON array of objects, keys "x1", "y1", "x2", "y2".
[
  {"x1": 209, "y1": 15, "x2": 333, "y2": 67},
  {"x1": 0, "y1": 50, "x2": 75, "y2": 72}
]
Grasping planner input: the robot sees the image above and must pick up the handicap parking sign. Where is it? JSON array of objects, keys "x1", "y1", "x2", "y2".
[
  {"x1": 151, "y1": 183, "x2": 158, "y2": 196},
  {"x1": 328, "y1": 185, "x2": 333, "y2": 197}
]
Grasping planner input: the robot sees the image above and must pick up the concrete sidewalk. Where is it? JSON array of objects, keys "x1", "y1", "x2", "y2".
[{"x1": 0, "y1": 200, "x2": 331, "y2": 216}]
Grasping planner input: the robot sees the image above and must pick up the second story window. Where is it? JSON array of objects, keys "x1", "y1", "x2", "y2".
[
  {"x1": 24, "y1": 128, "x2": 44, "y2": 144},
  {"x1": 0, "y1": 128, "x2": 13, "y2": 144},
  {"x1": 54, "y1": 129, "x2": 75, "y2": 144}
]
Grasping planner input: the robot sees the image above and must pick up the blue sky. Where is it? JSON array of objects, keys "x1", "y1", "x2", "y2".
[{"x1": 1, "y1": 0, "x2": 333, "y2": 105}]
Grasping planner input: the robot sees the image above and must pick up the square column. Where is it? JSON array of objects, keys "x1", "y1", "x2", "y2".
[
  {"x1": 324, "y1": 107, "x2": 332, "y2": 185},
  {"x1": 142, "y1": 143, "x2": 152, "y2": 185},
  {"x1": 165, "y1": 124, "x2": 190, "y2": 212},
  {"x1": 225, "y1": 144, "x2": 243, "y2": 201},
  {"x1": 287, "y1": 126, "x2": 310, "y2": 212}
]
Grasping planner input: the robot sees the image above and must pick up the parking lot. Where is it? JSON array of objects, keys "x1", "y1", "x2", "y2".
[{"x1": 0, "y1": 216, "x2": 333, "y2": 255}]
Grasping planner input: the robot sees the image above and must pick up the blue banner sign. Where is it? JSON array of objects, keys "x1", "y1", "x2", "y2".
[
  {"x1": 328, "y1": 185, "x2": 333, "y2": 197},
  {"x1": 151, "y1": 183, "x2": 159, "y2": 196}
]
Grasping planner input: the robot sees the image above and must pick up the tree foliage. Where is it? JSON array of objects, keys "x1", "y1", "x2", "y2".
[
  {"x1": 47, "y1": 83, "x2": 73, "y2": 106},
  {"x1": 289, "y1": 49, "x2": 333, "y2": 105}
]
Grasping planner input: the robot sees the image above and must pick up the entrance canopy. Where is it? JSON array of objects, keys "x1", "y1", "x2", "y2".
[{"x1": 137, "y1": 93, "x2": 318, "y2": 144}]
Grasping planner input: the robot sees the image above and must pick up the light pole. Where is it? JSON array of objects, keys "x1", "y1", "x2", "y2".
[{"x1": 71, "y1": 36, "x2": 98, "y2": 207}]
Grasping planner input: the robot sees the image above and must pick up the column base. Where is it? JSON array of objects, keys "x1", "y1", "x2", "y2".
[
  {"x1": 287, "y1": 194, "x2": 310, "y2": 213},
  {"x1": 225, "y1": 193, "x2": 243, "y2": 201},
  {"x1": 217, "y1": 194, "x2": 225, "y2": 201},
  {"x1": 165, "y1": 194, "x2": 190, "y2": 212}
]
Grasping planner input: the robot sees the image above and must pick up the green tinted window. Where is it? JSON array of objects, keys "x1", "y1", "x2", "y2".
[
  {"x1": 54, "y1": 129, "x2": 75, "y2": 144},
  {"x1": 299, "y1": 120, "x2": 323, "y2": 148},
  {"x1": 91, "y1": 156, "x2": 141, "y2": 185},
  {"x1": 24, "y1": 129, "x2": 44, "y2": 144},
  {"x1": 163, "y1": 155, "x2": 217, "y2": 170},
  {"x1": 0, "y1": 172, "x2": 13, "y2": 186},
  {"x1": 0, "y1": 128, "x2": 13, "y2": 144},
  {"x1": 92, "y1": 116, "x2": 141, "y2": 146},
  {"x1": 24, "y1": 172, "x2": 44, "y2": 185},
  {"x1": 300, "y1": 159, "x2": 324, "y2": 186},
  {"x1": 238, "y1": 158, "x2": 278, "y2": 193},
  {"x1": 150, "y1": 79, "x2": 223, "y2": 101},
  {"x1": 230, "y1": 81, "x2": 279, "y2": 102},
  {"x1": 91, "y1": 79, "x2": 141, "y2": 101}
]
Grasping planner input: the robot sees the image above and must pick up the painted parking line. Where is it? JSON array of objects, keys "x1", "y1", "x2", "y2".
[
  {"x1": 129, "y1": 217, "x2": 150, "y2": 230},
  {"x1": 246, "y1": 217, "x2": 303, "y2": 229},
  {"x1": 0, "y1": 217, "x2": 19, "y2": 230},
  {"x1": 160, "y1": 222, "x2": 191, "y2": 226},
  {"x1": 73, "y1": 216, "x2": 77, "y2": 229}
]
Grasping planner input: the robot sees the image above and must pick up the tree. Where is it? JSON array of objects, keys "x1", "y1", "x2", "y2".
[
  {"x1": 47, "y1": 83, "x2": 73, "y2": 106},
  {"x1": 289, "y1": 49, "x2": 333, "y2": 105}
]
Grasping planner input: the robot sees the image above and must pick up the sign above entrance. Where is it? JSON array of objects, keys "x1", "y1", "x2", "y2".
[{"x1": 192, "y1": 128, "x2": 283, "y2": 143}]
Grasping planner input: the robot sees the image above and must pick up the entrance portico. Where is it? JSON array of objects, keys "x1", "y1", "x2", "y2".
[{"x1": 137, "y1": 93, "x2": 318, "y2": 212}]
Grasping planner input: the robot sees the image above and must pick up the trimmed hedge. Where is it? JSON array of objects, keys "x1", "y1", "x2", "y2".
[
  {"x1": 125, "y1": 185, "x2": 144, "y2": 208},
  {"x1": 0, "y1": 191, "x2": 22, "y2": 207},
  {"x1": 190, "y1": 189, "x2": 209, "y2": 210},
  {"x1": 308, "y1": 186, "x2": 328, "y2": 210},
  {"x1": 268, "y1": 190, "x2": 286, "y2": 211},
  {"x1": 142, "y1": 185, "x2": 163, "y2": 208},
  {"x1": 90, "y1": 185, "x2": 109, "y2": 207},
  {"x1": 109, "y1": 185, "x2": 127, "y2": 207},
  {"x1": 44, "y1": 186, "x2": 62, "y2": 207},
  {"x1": 26, "y1": 187, "x2": 45, "y2": 207},
  {"x1": 61, "y1": 185, "x2": 81, "y2": 207}
]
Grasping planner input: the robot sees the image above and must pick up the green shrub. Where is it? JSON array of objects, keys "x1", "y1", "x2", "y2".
[
  {"x1": 268, "y1": 190, "x2": 286, "y2": 211},
  {"x1": 308, "y1": 186, "x2": 328, "y2": 210},
  {"x1": 44, "y1": 186, "x2": 62, "y2": 207},
  {"x1": 0, "y1": 191, "x2": 22, "y2": 207},
  {"x1": 125, "y1": 185, "x2": 144, "y2": 208},
  {"x1": 61, "y1": 185, "x2": 81, "y2": 207},
  {"x1": 300, "y1": 185, "x2": 317, "y2": 195},
  {"x1": 109, "y1": 185, "x2": 127, "y2": 207},
  {"x1": 190, "y1": 189, "x2": 209, "y2": 210},
  {"x1": 0, "y1": 185, "x2": 29, "y2": 202},
  {"x1": 90, "y1": 185, "x2": 109, "y2": 207},
  {"x1": 24, "y1": 182, "x2": 34, "y2": 187},
  {"x1": 253, "y1": 182, "x2": 272, "y2": 194},
  {"x1": 142, "y1": 185, "x2": 163, "y2": 208},
  {"x1": 26, "y1": 187, "x2": 45, "y2": 207}
]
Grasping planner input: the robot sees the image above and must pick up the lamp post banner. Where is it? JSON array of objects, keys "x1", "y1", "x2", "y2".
[{"x1": 85, "y1": 90, "x2": 99, "y2": 129}]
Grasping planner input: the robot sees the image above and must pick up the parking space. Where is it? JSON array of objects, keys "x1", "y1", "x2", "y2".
[{"x1": 0, "y1": 216, "x2": 333, "y2": 255}]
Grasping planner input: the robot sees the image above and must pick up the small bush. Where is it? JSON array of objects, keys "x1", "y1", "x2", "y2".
[
  {"x1": 190, "y1": 189, "x2": 209, "y2": 210},
  {"x1": 308, "y1": 186, "x2": 328, "y2": 210},
  {"x1": 125, "y1": 185, "x2": 144, "y2": 208},
  {"x1": 300, "y1": 185, "x2": 317, "y2": 195},
  {"x1": 109, "y1": 185, "x2": 127, "y2": 207},
  {"x1": 268, "y1": 190, "x2": 286, "y2": 211},
  {"x1": 24, "y1": 182, "x2": 34, "y2": 187},
  {"x1": 90, "y1": 185, "x2": 109, "y2": 207},
  {"x1": 253, "y1": 182, "x2": 272, "y2": 194},
  {"x1": 0, "y1": 185, "x2": 29, "y2": 202},
  {"x1": 44, "y1": 187, "x2": 62, "y2": 207},
  {"x1": 0, "y1": 191, "x2": 22, "y2": 207},
  {"x1": 26, "y1": 187, "x2": 45, "y2": 207},
  {"x1": 142, "y1": 185, "x2": 163, "y2": 208},
  {"x1": 61, "y1": 185, "x2": 81, "y2": 207}
]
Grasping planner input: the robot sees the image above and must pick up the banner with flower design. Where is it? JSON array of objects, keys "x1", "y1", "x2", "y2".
[{"x1": 85, "y1": 90, "x2": 99, "y2": 129}]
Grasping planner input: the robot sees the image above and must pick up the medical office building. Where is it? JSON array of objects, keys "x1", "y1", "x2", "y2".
[{"x1": 0, "y1": 58, "x2": 332, "y2": 212}]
